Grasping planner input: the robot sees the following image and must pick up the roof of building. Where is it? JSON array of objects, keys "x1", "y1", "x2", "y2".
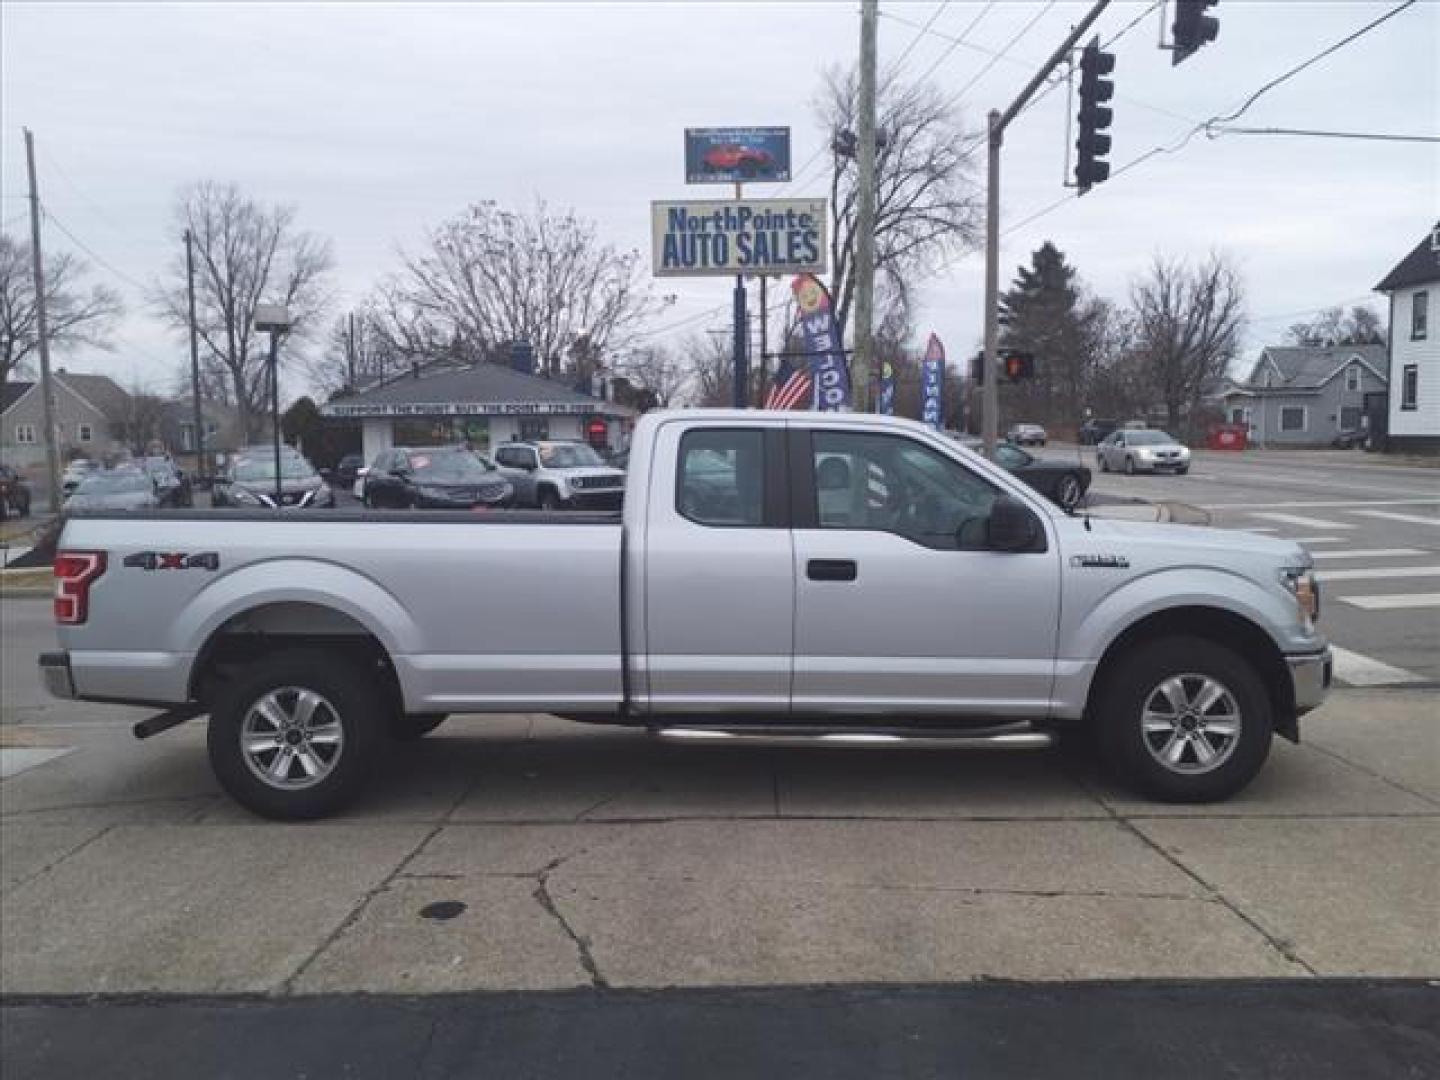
[
  {"x1": 1375, "y1": 222, "x2": 1440, "y2": 292},
  {"x1": 322, "y1": 362, "x2": 636, "y2": 418},
  {"x1": 1227, "y1": 344, "x2": 1388, "y2": 395},
  {"x1": 54, "y1": 371, "x2": 130, "y2": 418},
  {"x1": 2, "y1": 380, "x2": 35, "y2": 413}
]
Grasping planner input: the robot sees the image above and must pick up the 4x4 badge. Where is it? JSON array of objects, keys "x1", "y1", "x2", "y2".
[{"x1": 123, "y1": 552, "x2": 220, "y2": 572}]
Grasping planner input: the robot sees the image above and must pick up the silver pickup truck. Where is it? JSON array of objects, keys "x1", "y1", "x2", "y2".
[{"x1": 41, "y1": 411, "x2": 1330, "y2": 819}]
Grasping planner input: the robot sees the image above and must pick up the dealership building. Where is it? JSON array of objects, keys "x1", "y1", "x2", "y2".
[{"x1": 321, "y1": 364, "x2": 637, "y2": 464}]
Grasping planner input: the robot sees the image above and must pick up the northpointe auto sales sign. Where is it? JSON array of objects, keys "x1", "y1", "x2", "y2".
[{"x1": 651, "y1": 199, "x2": 827, "y2": 277}]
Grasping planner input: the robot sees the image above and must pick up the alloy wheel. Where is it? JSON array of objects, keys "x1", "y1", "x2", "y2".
[
  {"x1": 240, "y1": 686, "x2": 345, "y2": 790},
  {"x1": 1140, "y1": 674, "x2": 1242, "y2": 776}
]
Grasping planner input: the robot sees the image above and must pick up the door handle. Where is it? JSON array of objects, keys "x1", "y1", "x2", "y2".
[{"x1": 807, "y1": 559, "x2": 857, "y2": 582}]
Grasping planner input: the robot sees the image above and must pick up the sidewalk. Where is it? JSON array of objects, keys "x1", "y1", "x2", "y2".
[{"x1": 2, "y1": 689, "x2": 1435, "y2": 995}]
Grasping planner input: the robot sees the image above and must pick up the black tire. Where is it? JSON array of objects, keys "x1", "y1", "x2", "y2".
[
  {"x1": 1124, "y1": 456, "x2": 1136, "y2": 475},
  {"x1": 1177, "y1": 465, "x2": 1190, "y2": 475},
  {"x1": 1098, "y1": 454, "x2": 1110, "y2": 473},
  {"x1": 1055, "y1": 473, "x2": 1083, "y2": 512},
  {"x1": 538, "y1": 487, "x2": 561, "y2": 511},
  {"x1": 1096, "y1": 636, "x2": 1272, "y2": 803},
  {"x1": 389, "y1": 713, "x2": 448, "y2": 741},
  {"x1": 207, "y1": 649, "x2": 386, "y2": 820}
]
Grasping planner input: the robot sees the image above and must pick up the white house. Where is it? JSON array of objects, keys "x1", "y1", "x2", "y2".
[{"x1": 1375, "y1": 222, "x2": 1440, "y2": 452}]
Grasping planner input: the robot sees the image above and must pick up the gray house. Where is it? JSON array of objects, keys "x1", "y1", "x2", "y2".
[
  {"x1": 1, "y1": 370, "x2": 132, "y2": 474},
  {"x1": 1219, "y1": 345, "x2": 1388, "y2": 447}
]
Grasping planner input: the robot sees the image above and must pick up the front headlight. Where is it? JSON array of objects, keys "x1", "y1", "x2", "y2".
[{"x1": 1280, "y1": 567, "x2": 1321, "y2": 626}]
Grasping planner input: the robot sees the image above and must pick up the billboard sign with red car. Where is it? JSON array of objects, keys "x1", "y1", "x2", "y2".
[{"x1": 685, "y1": 127, "x2": 791, "y2": 184}]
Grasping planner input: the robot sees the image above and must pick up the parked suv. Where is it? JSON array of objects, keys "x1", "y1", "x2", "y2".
[
  {"x1": 493, "y1": 440, "x2": 626, "y2": 510},
  {"x1": 213, "y1": 447, "x2": 334, "y2": 509}
]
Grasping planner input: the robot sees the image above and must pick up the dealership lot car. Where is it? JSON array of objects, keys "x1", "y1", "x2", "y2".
[
  {"x1": 1097, "y1": 429, "x2": 1192, "y2": 474},
  {"x1": 362, "y1": 446, "x2": 513, "y2": 510},
  {"x1": 494, "y1": 439, "x2": 626, "y2": 510},
  {"x1": 63, "y1": 468, "x2": 162, "y2": 511},
  {"x1": 213, "y1": 448, "x2": 335, "y2": 509}
]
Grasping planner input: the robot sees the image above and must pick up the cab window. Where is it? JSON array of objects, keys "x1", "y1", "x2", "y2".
[
  {"x1": 677, "y1": 428, "x2": 764, "y2": 527},
  {"x1": 810, "y1": 431, "x2": 999, "y2": 550}
]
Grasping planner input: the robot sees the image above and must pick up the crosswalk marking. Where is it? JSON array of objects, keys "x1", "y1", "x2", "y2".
[
  {"x1": 1329, "y1": 646, "x2": 1428, "y2": 686},
  {"x1": 1317, "y1": 566, "x2": 1440, "y2": 582},
  {"x1": 1349, "y1": 510, "x2": 1440, "y2": 527},
  {"x1": 1335, "y1": 592, "x2": 1440, "y2": 611},
  {"x1": 1249, "y1": 512, "x2": 1355, "y2": 530},
  {"x1": 1311, "y1": 548, "x2": 1430, "y2": 560}
]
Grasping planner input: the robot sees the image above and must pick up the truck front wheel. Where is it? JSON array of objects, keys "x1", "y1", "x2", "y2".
[
  {"x1": 207, "y1": 650, "x2": 385, "y2": 820},
  {"x1": 389, "y1": 713, "x2": 448, "y2": 741},
  {"x1": 1097, "y1": 636, "x2": 1272, "y2": 803}
]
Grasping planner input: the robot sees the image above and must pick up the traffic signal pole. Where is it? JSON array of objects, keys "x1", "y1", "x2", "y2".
[{"x1": 981, "y1": 0, "x2": 1111, "y2": 455}]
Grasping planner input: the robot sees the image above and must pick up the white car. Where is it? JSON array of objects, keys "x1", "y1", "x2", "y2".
[
  {"x1": 1097, "y1": 430, "x2": 1191, "y2": 475},
  {"x1": 1007, "y1": 423, "x2": 1047, "y2": 447}
]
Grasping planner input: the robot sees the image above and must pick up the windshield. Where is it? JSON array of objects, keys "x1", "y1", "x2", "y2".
[
  {"x1": 1126, "y1": 431, "x2": 1176, "y2": 446},
  {"x1": 993, "y1": 444, "x2": 1031, "y2": 467},
  {"x1": 538, "y1": 443, "x2": 604, "y2": 468},
  {"x1": 231, "y1": 457, "x2": 316, "y2": 482},
  {"x1": 76, "y1": 471, "x2": 152, "y2": 494},
  {"x1": 408, "y1": 451, "x2": 494, "y2": 481}
]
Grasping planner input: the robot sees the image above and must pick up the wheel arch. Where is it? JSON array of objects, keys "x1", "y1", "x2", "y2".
[{"x1": 1085, "y1": 605, "x2": 1297, "y2": 741}]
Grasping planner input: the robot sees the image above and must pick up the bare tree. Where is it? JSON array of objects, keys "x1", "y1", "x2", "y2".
[
  {"x1": 613, "y1": 344, "x2": 690, "y2": 408},
  {"x1": 0, "y1": 232, "x2": 123, "y2": 387},
  {"x1": 1129, "y1": 253, "x2": 1246, "y2": 433},
  {"x1": 303, "y1": 307, "x2": 415, "y2": 399},
  {"x1": 388, "y1": 200, "x2": 667, "y2": 378},
  {"x1": 115, "y1": 381, "x2": 169, "y2": 453},
  {"x1": 817, "y1": 66, "x2": 982, "y2": 343},
  {"x1": 680, "y1": 333, "x2": 737, "y2": 407},
  {"x1": 1286, "y1": 303, "x2": 1386, "y2": 347},
  {"x1": 153, "y1": 182, "x2": 333, "y2": 440}
]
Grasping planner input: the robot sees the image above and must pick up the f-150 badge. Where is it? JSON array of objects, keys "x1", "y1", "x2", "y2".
[{"x1": 1070, "y1": 554, "x2": 1129, "y2": 569}]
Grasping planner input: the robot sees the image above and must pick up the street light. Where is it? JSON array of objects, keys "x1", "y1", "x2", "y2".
[{"x1": 254, "y1": 304, "x2": 292, "y2": 504}]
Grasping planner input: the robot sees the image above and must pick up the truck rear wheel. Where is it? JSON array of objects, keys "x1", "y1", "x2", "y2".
[
  {"x1": 207, "y1": 650, "x2": 385, "y2": 820},
  {"x1": 1097, "y1": 636, "x2": 1272, "y2": 803}
]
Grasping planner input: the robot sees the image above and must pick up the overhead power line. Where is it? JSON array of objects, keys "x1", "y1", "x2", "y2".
[
  {"x1": 888, "y1": 0, "x2": 951, "y2": 74},
  {"x1": 1000, "y1": 0, "x2": 1422, "y2": 239},
  {"x1": 41, "y1": 205, "x2": 149, "y2": 292},
  {"x1": 1207, "y1": 125, "x2": 1439, "y2": 144},
  {"x1": 941, "y1": 1, "x2": 1057, "y2": 113}
]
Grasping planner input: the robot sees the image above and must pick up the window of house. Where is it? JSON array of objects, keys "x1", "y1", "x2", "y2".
[
  {"x1": 519, "y1": 418, "x2": 549, "y2": 441},
  {"x1": 1345, "y1": 365, "x2": 1361, "y2": 392},
  {"x1": 676, "y1": 428, "x2": 765, "y2": 527},
  {"x1": 14, "y1": 423, "x2": 37, "y2": 444},
  {"x1": 77, "y1": 423, "x2": 93, "y2": 443},
  {"x1": 1280, "y1": 407, "x2": 1306, "y2": 432},
  {"x1": 1401, "y1": 365, "x2": 1419, "y2": 411},
  {"x1": 1414, "y1": 291, "x2": 1429, "y2": 341}
]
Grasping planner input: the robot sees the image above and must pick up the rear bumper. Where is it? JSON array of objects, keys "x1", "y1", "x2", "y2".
[
  {"x1": 39, "y1": 649, "x2": 193, "y2": 706},
  {"x1": 1288, "y1": 648, "x2": 1332, "y2": 715}
]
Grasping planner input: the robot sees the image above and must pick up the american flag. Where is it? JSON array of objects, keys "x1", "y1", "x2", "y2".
[{"x1": 764, "y1": 355, "x2": 812, "y2": 410}]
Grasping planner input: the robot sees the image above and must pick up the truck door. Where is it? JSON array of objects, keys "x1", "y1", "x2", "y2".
[
  {"x1": 639, "y1": 421, "x2": 793, "y2": 715},
  {"x1": 789, "y1": 426, "x2": 1060, "y2": 718}
]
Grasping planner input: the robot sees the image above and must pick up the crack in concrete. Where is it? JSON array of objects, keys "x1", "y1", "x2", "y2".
[
  {"x1": 1301, "y1": 740, "x2": 1440, "y2": 810},
  {"x1": 279, "y1": 823, "x2": 447, "y2": 995},
  {"x1": 1103, "y1": 808, "x2": 1319, "y2": 977},
  {"x1": 531, "y1": 871, "x2": 608, "y2": 989},
  {"x1": 0, "y1": 823, "x2": 114, "y2": 897}
]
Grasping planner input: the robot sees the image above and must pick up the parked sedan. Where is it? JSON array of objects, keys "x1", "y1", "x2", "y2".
[
  {"x1": 1096, "y1": 429, "x2": 1191, "y2": 475},
  {"x1": 1006, "y1": 422, "x2": 1047, "y2": 447},
  {"x1": 213, "y1": 451, "x2": 335, "y2": 509},
  {"x1": 0, "y1": 464, "x2": 32, "y2": 517},
  {"x1": 362, "y1": 446, "x2": 513, "y2": 510},
  {"x1": 64, "y1": 468, "x2": 161, "y2": 511}
]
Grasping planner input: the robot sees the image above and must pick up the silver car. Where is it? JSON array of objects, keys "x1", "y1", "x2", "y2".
[{"x1": 1096, "y1": 429, "x2": 1191, "y2": 474}]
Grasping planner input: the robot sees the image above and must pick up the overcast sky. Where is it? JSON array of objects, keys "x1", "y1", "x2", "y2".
[{"x1": 2, "y1": 1, "x2": 1436, "y2": 399}]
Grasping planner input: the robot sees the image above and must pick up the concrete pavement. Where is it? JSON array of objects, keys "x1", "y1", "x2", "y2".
[{"x1": 2, "y1": 694, "x2": 1436, "y2": 995}]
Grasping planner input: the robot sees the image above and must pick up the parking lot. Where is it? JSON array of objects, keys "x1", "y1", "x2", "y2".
[{"x1": 3, "y1": 444, "x2": 1437, "y2": 1076}]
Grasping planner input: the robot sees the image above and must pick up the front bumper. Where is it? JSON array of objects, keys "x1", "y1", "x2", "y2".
[
  {"x1": 40, "y1": 651, "x2": 76, "y2": 700},
  {"x1": 567, "y1": 489, "x2": 624, "y2": 511},
  {"x1": 1287, "y1": 648, "x2": 1332, "y2": 715}
]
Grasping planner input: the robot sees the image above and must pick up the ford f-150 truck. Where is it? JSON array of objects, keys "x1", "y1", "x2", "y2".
[{"x1": 41, "y1": 411, "x2": 1330, "y2": 819}]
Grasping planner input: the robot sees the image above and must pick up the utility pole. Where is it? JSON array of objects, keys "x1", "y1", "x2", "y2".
[
  {"x1": 184, "y1": 229, "x2": 205, "y2": 481},
  {"x1": 757, "y1": 275, "x2": 769, "y2": 407},
  {"x1": 23, "y1": 129, "x2": 62, "y2": 509},
  {"x1": 731, "y1": 181, "x2": 749, "y2": 409},
  {"x1": 981, "y1": 0, "x2": 1111, "y2": 454},
  {"x1": 347, "y1": 310, "x2": 357, "y2": 389},
  {"x1": 852, "y1": 0, "x2": 878, "y2": 413}
]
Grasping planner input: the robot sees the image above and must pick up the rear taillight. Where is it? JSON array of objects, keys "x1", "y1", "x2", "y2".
[{"x1": 54, "y1": 550, "x2": 106, "y2": 625}]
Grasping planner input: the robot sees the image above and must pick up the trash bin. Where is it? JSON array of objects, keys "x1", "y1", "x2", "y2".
[{"x1": 1207, "y1": 424, "x2": 1248, "y2": 451}]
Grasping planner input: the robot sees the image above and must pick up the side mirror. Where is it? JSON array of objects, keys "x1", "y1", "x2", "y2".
[{"x1": 986, "y1": 495, "x2": 1043, "y2": 553}]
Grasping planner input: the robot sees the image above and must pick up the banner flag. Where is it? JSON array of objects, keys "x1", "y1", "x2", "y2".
[
  {"x1": 791, "y1": 275, "x2": 850, "y2": 411},
  {"x1": 921, "y1": 333, "x2": 945, "y2": 429}
]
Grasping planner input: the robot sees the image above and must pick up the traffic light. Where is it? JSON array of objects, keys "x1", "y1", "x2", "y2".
[
  {"x1": 1075, "y1": 37, "x2": 1115, "y2": 196},
  {"x1": 1001, "y1": 351, "x2": 1035, "y2": 382},
  {"x1": 1173, "y1": 0, "x2": 1220, "y2": 66}
]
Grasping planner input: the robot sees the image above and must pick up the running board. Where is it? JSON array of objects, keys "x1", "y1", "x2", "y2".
[{"x1": 653, "y1": 726, "x2": 1054, "y2": 751}]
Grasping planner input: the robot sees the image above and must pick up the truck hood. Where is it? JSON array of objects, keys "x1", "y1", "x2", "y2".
[{"x1": 1073, "y1": 515, "x2": 1311, "y2": 566}]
